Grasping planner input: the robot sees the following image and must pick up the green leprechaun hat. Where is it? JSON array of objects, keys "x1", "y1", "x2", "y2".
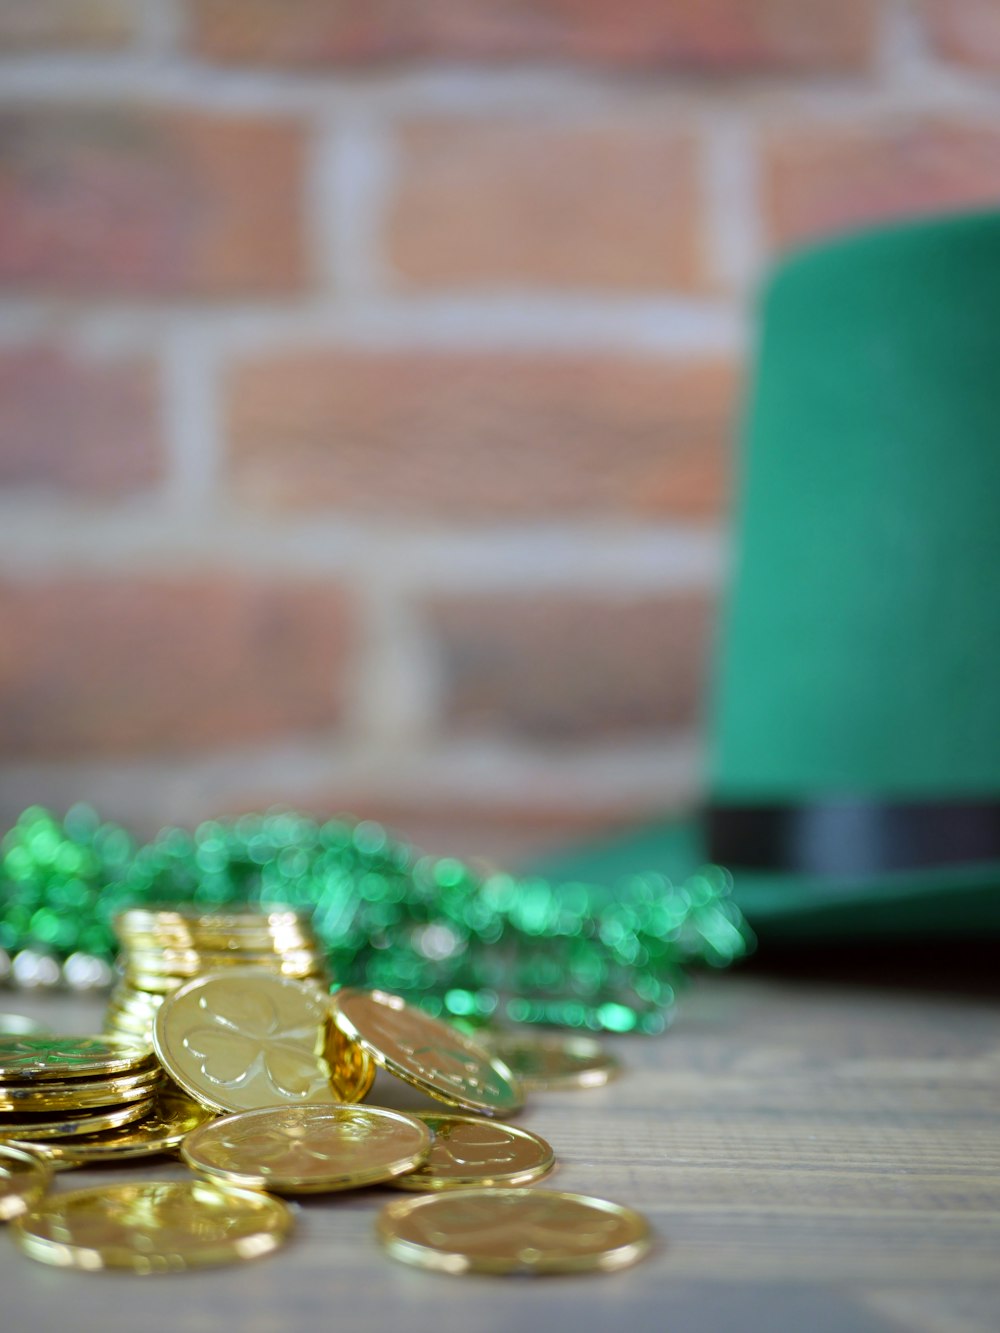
[{"x1": 527, "y1": 209, "x2": 1000, "y2": 944}]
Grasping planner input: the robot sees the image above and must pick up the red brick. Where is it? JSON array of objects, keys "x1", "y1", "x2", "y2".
[
  {"x1": 186, "y1": 0, "x2": 876, "y2": 71},
  {"x1": 389, "y1": 119, "x2": 708, "y2": 291},
  {"x1": 763, "y1": 119, "x2": 1000, "y2": 249},
  {"x1": 0, "y1": 577, "x2": 352, "y2": 757},
  {"x1": 0, "y1": 0, "x2": 135, "y2": 50},
  {"x1": 0, "y1": 108, "x2": 307, "y2": 297},
  {"x1": 922, "y1": 1, "x2": 1000, "y2": 70},
  {"x1": 0, "y1": 347, "x2": 162, "y2": 497},
  {"x1": 225, "y1": 350, "x2": 738, "y2": 521},
  {"x1": 424, "y1": 594, "x2": 713, "y2": 741}
]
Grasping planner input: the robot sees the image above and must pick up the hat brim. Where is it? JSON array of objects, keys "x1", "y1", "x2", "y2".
[{"x1": 521, "y1": 817, "x2": 1000, "y2": 943}]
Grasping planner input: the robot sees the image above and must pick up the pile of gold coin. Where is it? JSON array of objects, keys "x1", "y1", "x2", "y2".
[
  {"x1": 105, "y1": 908, "x2": 330, "y2": 1045},
  {"x1": 1, "y1": 944, "x2": 650, "y2": 1277}
]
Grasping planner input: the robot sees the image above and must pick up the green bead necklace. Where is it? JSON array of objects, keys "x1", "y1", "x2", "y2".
[{"x1": 0, "y1": 804, "x2": 752, "y2": 1033}]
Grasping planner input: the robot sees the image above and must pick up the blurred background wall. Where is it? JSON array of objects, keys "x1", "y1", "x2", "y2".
[{"x1": 0, "y1": 0, "x2": 998, "y2": 862}]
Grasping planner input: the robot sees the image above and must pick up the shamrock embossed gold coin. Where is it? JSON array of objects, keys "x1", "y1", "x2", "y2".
[
  {"x1": 153, "y1": 969, "x2": 339, "y2": 1113},
  {"x1": 0, "y1": 1144, "x2": 50, "y2": 1221},
  {"x1": 0, "y1": 1035, "x2": 155, "y2": 1082},
  {"x1": 18, "y1": 1086, "x2": 215, "y2": 1165},
  {"x1": 331, "y1": 989, "x2": 522, "y2": 1117},
  {"x1": 182, "y1": 1103, "x2": 431, "y2": 1193},
  {"x1": 12, "y1": 1178, "x2": 292, "y2": 1272},
  {"x1": 378, "y1": 1187, "x2": 651, "y2": 1275},
  {"x1": 481, "y1": 1031, "x2": 621, "y2": 1090},
  {"x1": 388, "y1": 1113, "x2": 553, "y2": 1191}
]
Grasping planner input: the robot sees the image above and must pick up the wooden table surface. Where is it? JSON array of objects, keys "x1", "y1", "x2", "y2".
[{"x1": 2, "y1": 972, "x2": 999, "y2": 1333}]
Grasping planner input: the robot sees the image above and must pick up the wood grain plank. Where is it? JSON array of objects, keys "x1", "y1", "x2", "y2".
[{"x1": 1, "y1": 975, "x2": 998, "y2": 1332}]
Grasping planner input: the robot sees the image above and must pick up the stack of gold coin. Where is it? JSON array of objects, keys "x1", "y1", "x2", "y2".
[
  {"x1": 9, "y1": 1082, "x2": 215, "y2": 1170},
  {"x1": 0, "y1": 1036, "x2": 165, "y2": 1149},
  {"x1": 106, "y1": 908, "x2": 330, "y2": 1044}
]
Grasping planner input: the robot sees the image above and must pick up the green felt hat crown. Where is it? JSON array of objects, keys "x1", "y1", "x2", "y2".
[
  {"x1": 530, "y1": 211, "x2": 1000, "y2": 940},
  {"x1": 711, "y1": 210, "x2": 1000, "y2": 801}
]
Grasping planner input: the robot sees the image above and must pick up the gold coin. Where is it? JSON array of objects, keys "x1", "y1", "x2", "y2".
[
  {"x1": 1, "y1": 1065, "x2": 161, "y2": 1096},
  {"x1": 117, "y1": 908, "x2": 309, "y2": 938},
  {"x1": 153, "y1": 969, "x2": 339, "y2": 1113},
  {"x1": 481, "y1": 1030, "x2": 621, "y2": 1090},
  {"x1": 378, "y1": 1188, "x2": 652, "y2": 1275},
  {"x1": 107, "y1": 981, "x2": 163, "y2": 1008},
  {"x1": 13, "y1": 1178, "x2": 293, "y2": 1272},
  {"x1": 119, "y1": 951, "x2": 209, "y2": 972},
  {"x1": 187, "y1": 931, "x2": 316, "y2": 949},
  {"x1": 0, "y1": 1015, "x2": 49, "y2": 1038},
  {"x1": 0, "y1": 1069, "x2": 163, "y2": 1112},
  {"x1": 126, "y1": 942, "x2": 319, "y2": 960},
  {"x1": 130, "y1": 964, "x2": 327, "y2": 996},
  {"x1": 182, "y1": 1104, "x2": 432, "y2": 1193},
  {"x1": 0, "y1": 1035, "x2": 154, "y2": 1082},
  {"x1": 0, "y1": 1097, "x2": 155, "y2": 1141},
  {"x1": 104, "y1": 1027, "x2": 154, "y2": 1047},
  {"x1": 388, "y1": 1113, "x2": 554, "y2": 1191},
  {"x1": 143, "y1": 933, "x2": 314, "y2": 949},
  {"x1": 331, "y1": 989, "x2": 522, "y2": 1118},
  {"x1": 116, "y1": 916, "x2": 306, "y2": 933},
  {"x1": 121, "y1": 927, "x2": 316, "y2": 949},
  {"x1": 104, "y1": 1009, "x2": 156, "y2": 1038},
  {"x1": 121, "y1": 941, "x2": 293, "y2": 960},
  {"x1": 0, "y1": 1144, "x2": 50, "y2": 1221},
  {"x1": 320, "y1": 1012, "x2": 377, "y2": 1103},
  {"x1": 15, "y1": 1086, "x2": 216, "y2": 1166},
  {"x1": 103, "y1": 1016, "x2": 157, "y2": 1042},
  {"x1": 119, "y1": 973, "x2": 186, "y2": 995},
  {"x1": 124, "y1": 949, "x2": 323, "y2": 977},
  {"x1": 106, "y1": 995, "x2": 163, "y2": 1020},
  {"x1": 104, "y1": 997, "x2": 154, "y2": 1016}
]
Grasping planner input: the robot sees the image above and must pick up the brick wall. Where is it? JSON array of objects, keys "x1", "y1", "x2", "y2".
[{"x1": 1, "y1": 0, "x2": 998, "y2": 863}]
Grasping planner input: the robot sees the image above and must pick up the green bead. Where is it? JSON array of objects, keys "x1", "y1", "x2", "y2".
[{"x1": 0, "y1": 804, "x2": 751, "y2": 1030}]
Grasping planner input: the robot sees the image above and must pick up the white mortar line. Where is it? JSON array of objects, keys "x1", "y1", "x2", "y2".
[
  {"x1": 872, "y1": 0, "x2": 1000, "y2": 105},
  {"x1": 306, "y1": 120, "x2": 343, "y2": 296},
  {"x1": 0, "y1": 302, "x2": 60, "y2": 345},
  {"x1": 160, "y1": 327, "x2": 224, "y2": 512},
  {"x1": 344, "y1": 579, "x2": 444, "y2": 747},
  {"x1": 0, "y1": 60, "x2": 625, "y2": 114},
  {"x1": 875, "y1": 0, "x2": 937, "y2": 90},
  {"x1": 376, "y1": 527, "x2": 728, "y2": 592},
  {"x1": 315, "y1": 114, "x2": 396, "y2": 297},
  {"x1": 0, "y1": 736, "x2": 703, "y2": 829},
  {"x1": 0, "y1": 508, "x2": 725, "y2": 590},
  {"x1": 2, "y1": 55, "x2": 1000, "y2": 116},
  {"x1": 0, "y1": 296, "x2": 747, "y2": 356},
  {"x1": 134, "y1": 0, "x2": 186, "y2": 58},
  {"x1": 701, "y1": 110, "x2": 766, "y2": 298}
]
